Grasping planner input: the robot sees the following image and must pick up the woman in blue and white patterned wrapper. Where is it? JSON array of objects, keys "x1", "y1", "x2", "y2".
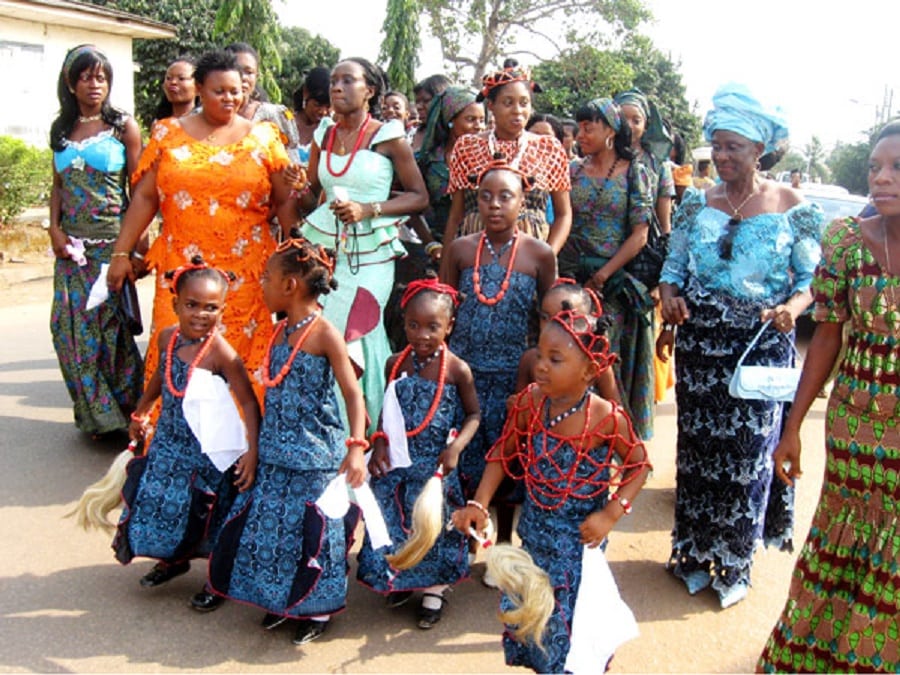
[
  {"x1": 48, "y1": 44, "x2": 144, "y2": 436},
  {"x1": 659, "y1": 83, "x2": 825, "y2": 609}
]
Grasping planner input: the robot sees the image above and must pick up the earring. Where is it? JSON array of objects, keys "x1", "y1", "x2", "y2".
[
  {"x1": 605, "y1": 136, "x2": 614, "y2": 150},
  {"x1": 448, "y1": 121, "x2": 454, "y2": 128}
]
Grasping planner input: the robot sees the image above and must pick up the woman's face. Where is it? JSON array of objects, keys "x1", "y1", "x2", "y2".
[
  {"x1": 619, "y1": 103, "x2": 645, "y2": 147},
  {"x1": 711, "y1": 130, "x2": 763, "y2": 183},
  {"x1": 198, "y1": 70, "x2": 242, "y2": 124},
  {"x1": 234, "y1": 52, "x2": 258, "y2": 98},
  {"x1": 330, "y1": 61, "x2": 374, "y2": 115},
  {"x1": 164, "y1": 61, "x2": 195, "y2": 104},
  {"x1": 576, "y1": 118, "x2": 613, "y2": 156},
  {"x1": 303, "y1": 96, "x2": 331, "y2": 123},
  {"x1": 382, "y1": 94, "x2": 409, "y2": 122},
  {"x1": 414, "y1": 90, "x2": 434, "y2": 123},
  {"x1": 528, "y1": 120, "x2": 555, "y2": 138},
  {"x1": 869, "y1": 134, "x2": 900, "y2": 217},
  {"x1": 72, "y1": 63, "x2": 109, "y2": 109},
  {"x1": 451, "y1": 102, "x2": 485, "y2": 140},
  {"x1": 487, "y1": 81, "x2": 532, "y2": 137}
]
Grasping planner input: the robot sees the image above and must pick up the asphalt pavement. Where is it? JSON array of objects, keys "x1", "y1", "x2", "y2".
[{"x1": 0, "y1": 271, "x2": 829, "y2": 673}]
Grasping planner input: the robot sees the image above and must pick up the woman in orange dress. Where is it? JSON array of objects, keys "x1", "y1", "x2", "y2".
[{"x1": 107, "y1": 50, "x2": 296, "y2": 400}]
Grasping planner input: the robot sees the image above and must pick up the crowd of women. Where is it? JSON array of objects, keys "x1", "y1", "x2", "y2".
[{"x1": 49, "y1": 41, "x2": 899, "y2": 673}]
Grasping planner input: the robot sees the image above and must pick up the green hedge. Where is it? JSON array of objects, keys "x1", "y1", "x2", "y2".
[{"x1": 0, "y1": 136, "x2": 52, "y2": 226}]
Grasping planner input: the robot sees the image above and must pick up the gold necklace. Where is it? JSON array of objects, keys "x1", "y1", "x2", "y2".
[
  {"x1": 78, "y1": 113, "x2": 102, "y2": 123},
  {"x1": 883, "y1": 217, "x2": 897, "y2": 313},
  {"x1": 723, "y1": 181, "x2": 759, "y2": 222},
  {"x1": 205, "y1": 117, "x2": 235, "y2": 144},
  {"x1": 335, "y1": 115, "x2": 368, "y2": 154}
]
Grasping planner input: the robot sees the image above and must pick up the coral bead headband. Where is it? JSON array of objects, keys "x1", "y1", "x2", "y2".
[
  {"x1": 400, "y1": 277, "x2": 460, "y2": 309},
  {"x1": 470, "y1": 159, "x2": 537, "y2": 192},
  {"x1": 479, "y1": 66, "x2": 542, "y2": 101},
  {"x1": 549, "y1": 308, "x2": 616, "y2": 375},
  {"x1": 275, "y1": 236, "x2": 336, "y2": 278},
  {"x1": 165, "y1": 261, "x2": 232, "y2": 294}
]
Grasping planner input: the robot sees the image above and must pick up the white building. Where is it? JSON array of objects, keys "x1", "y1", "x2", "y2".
[{"x1": 0, "y1": 0, "x2": 175, "y2": 148}]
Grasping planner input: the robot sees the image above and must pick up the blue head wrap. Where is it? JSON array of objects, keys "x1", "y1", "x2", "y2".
[
  {"x1": 703, "y1": 83, "x2": 789, "y2": 154},
  {"x1": 584, "y1": 97, "x2": 621, "y2": 132}
]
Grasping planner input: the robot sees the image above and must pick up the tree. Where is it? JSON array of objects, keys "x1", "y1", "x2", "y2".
[
  {"x1": 828, "y1": 140, "x2": 871, "y2": 195},
  {"x1": 378, "y1": 0, "x2": 420, "y2": 97},
  {"x1": 772, "y1": 149, "x2": 808, "y2": 177},
  {"x1": 275, "y1": 27, "x2": 340, "y2": 107},
  {"x1": 82, "y1": 0, "x2": 220, "y2": 128},
  {"x1": 533, "y1": 46, "x2": 632, "y2": 118},
  {"x1": 618, "y1": 34, "x2": 700, "y2": 148},
  {"x1": 214, "y1": 0, "x2": 283, "y2": 103},
  {"x1": 803, "y1": 136, "x2": 830, "y2": 183},
  {"x1": 420, "y1": 0, "x2": 649, "y2": 86}
]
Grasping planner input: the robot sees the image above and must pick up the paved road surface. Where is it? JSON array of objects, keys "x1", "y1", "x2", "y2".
[{"x1": 0, "y1": 270, "x2": 828, "y2": 673}]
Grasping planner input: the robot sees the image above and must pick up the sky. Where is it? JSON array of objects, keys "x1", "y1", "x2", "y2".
[{"x1": 276, "y1": 0, "x2": 898, "y2": 152}]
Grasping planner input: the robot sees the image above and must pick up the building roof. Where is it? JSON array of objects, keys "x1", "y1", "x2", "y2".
[{"x1": 0, "y1": 0, "x2": 176, "y2": 39}]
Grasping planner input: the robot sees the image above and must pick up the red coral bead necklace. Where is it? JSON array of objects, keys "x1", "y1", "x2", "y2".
[
  {"x1": 388, "y1": 343, "x2": 447, "y2": 437},
  {"x1": 165, "y1": 328, "x2": 217, "y2": 398},
  {"x1": 473, "y1": 230, "x2": 519, "y2": 306},
  {"x1": 262, "y1": 312, "x2": 320, "y2": 388}
]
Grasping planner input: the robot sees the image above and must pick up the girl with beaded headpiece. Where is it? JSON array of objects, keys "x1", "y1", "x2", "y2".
[
  {"x1": 444, "y1": 59, "x2": 572, "y2": 253},
  {"x1": 440, "y1": 163, "x2": 557, "y2": 546},
  {"x1": 357, "y1": 275, "x2": 481, "y2": 629},
  {"x1": 453, "y1": 305, "x2": 651, "y2": 673},
  {"x1": 48, "y1": 44, "x2": 144, "y2": 437},
  {"x1": 112, "y1": 256, "x2": 259, "y2": 593},
  {"x1": 204, "y1": 236, "x2": 368, "y2": 647}
]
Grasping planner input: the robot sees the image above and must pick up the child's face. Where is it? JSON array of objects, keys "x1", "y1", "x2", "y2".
[
  {"x1": 403, "y1": 294, "x2": 454, "y2": 358},
  {"x1": 538, "y1": 290, "x2": 589, "y2": 332},
  {"x1": 533, "y1": 323, "x2": 593, "y2": 400},
  {"x1": 477, "y1": 169, "x2": 524, "y2": 234},
  {"x1": 260, "y1": 256, "x2": 291, "y2": 313},
  {"x1": 382, "y1": 95, "x2": 409, "y2": 122},
  {"x1": 173, "y1": 276, "x2": 226, "y2": 340}
]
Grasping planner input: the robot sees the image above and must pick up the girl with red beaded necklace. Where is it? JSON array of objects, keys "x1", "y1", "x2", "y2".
[
  {"x1": 440, "y1": 165, "x2": 556, "y2": 547},
  {"x1": 452, "y1": 307, "x2": 650, "y2": 673},
  {"x1": 205, "y1": 235, "x2": 367, "y2": 647},
  {"x1": 357, "y1": 276, "x2": 481, "y2": 630},
  {"x1": 114, "y1": 256, "x2": 260, "y2": 594}
]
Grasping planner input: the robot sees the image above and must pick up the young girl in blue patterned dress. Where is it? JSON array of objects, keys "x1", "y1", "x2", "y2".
[
  {"x1": 205, "y1": 237, "x2": 368, "y2": 646},
  {"x1": 357, "y1": 277, "x2": 481, "y2": 629},
  {"x1": 440, "y1": 165, "x2": 557, "y2": 544},
  {"x1": 114, "y1": 259, "x2": 260, "y2": 589},
  {"x1": 453, "y1": 307, "x2": 651, "y2": 674}
]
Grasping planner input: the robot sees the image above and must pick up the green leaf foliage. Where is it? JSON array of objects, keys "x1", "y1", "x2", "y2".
[
  {"x1": 379, "y1": 0, "x2": 421, "y2": 98},
  {"x1": 533, "y1": 46, "x2": 632, "y2": 119},
  {"x1": 275, "y1": 26, "x2": 340, "y2": 109},
  {"x1": 0, "y1": 136, "x2": 52, "y2": 225},
  {"x1": 214, "y1": 0, "x2": 283, "y2": 103},
  {"x1": 828, "y1": 139, "x2": 872, "y2": 196}
]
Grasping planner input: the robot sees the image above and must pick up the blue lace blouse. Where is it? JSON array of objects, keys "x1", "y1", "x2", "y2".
[{"x1": 660, "y1": 188, "x2": 824, "y2": 302}]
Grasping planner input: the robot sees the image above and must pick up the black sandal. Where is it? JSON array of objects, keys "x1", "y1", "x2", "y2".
[
  {"x1": 417, "y1": 592, "x2": 446, "y2": 629},
  {"x1": 139, "y1": 560, "x2": 190, "y2": 587}
]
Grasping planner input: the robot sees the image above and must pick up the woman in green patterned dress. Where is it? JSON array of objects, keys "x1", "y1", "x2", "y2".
[{"x1": 758, "y1": 121, "x2": 900, "y2": 672}]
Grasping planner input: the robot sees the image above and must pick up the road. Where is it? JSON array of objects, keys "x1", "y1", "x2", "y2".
[{"x1": 0, "y1": 268, "x2": 829, "y2": 673}]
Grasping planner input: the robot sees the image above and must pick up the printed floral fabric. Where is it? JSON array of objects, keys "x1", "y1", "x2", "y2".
[
  {"x1": 759, "y1": 218, "x2": 900, "y2": 673},
  {"x1": 114, "y1": 352, "x2": 236, "y2": 564},
  {"x1": 357, "y1": 375, "x2": 469, "y2": 591},
  {"x1": 208, "y1": 344, "x2": 359, "y2": 617},
  {"x1": 139, "y1": 118, "x2": 289, "y2": 399}
]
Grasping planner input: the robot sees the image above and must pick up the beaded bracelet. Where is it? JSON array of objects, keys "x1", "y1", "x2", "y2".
[
  {"x1": 371, "y1": 202, "x2": 383, "y2": 218},
  {"x1": 466, "y1": 499, "x2": 490, "y2": 518},
  {"x1": 610, "y1": 492, "x2": 633, "y2": 515},
  {"x1": 111, "y1": 252, "x2": 130, "y2": 259},
  {"x1": 369, "y1": 430, "x2": 388, "y2": 446},
  {"x1": 345, "y1": 437, "x2": 371, "y2": 452},
  {"x1": 130, "y1": 251, "x2": 145, "y2": 261}
]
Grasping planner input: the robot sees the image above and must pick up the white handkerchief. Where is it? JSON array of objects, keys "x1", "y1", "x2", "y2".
[
  {"x1": 315, "y1": 474, "x2": 352, "y2": 519},
  {"x1": 564, "y1": 546, "x2": 639, "y2": 674},
  {"x1": 182, "y1": 368, "x2": 248, "y2": 472},
  {"x1": 65, "y1": 236, "x2": 87, "y2": 267},
  {"x1": 381, "y1": 376, "x2": 411, "y2": 470},
  {"x1": 350, "y1": 482, "x2": 392, "y2": 550},
  {"x1": 85, "y1": 263, "x2": 110, "y2": 310}
]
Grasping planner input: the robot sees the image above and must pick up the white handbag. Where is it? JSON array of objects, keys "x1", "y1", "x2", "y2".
[{"x1": 728, "y1": 320, "x2": 802, "y2": 402}]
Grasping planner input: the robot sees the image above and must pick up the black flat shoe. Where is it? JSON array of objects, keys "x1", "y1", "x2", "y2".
[
  {"x1": 292, "y1": 619, "x2": 328, "y2": 645},
  {"x1": 261, "y1": 612, "x2": 289, "y2": 630},
  {"x1": 139, "y1": 561, "x2": 190, "y2": 587},
  {"x1": 385, "y1": 590, "x2": 413, "y2": 608},
  {"x1": 190, "y1": 590, "x2": 224, "y2": 612},
  {"x1": 417, "y1": 592, "x2": 446, "y2": 629}
]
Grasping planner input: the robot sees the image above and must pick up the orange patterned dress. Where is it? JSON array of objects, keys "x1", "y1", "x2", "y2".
[{"x1": 138, "y1": 118, "x2": 289, "y2": 401}]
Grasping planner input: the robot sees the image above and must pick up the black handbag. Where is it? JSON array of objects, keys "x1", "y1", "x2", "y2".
[
  {"x1": 623, "y1": 161, "x2": 669, "y2": 289},
  {"x1": 118, "y1": 277, "x2": 143, "y2": 336}
]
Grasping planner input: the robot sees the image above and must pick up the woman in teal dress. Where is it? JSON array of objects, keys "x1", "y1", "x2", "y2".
[
  {"x1": 300, "y1": 58, "x2": 428, "y2": 427},
  {"x1": 48, "y1": 45, "x2": 144, "y2": 436},
  {"x1": 558, "y1": 98, "x2": 656, "y2": 439}
]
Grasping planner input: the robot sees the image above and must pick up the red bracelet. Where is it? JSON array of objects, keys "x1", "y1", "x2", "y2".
[
  {"x1": 466, "y1": 499, "x2": 490, "y2": 518},
  {"x1": 345, "y1": 437, "x2": 371, "y2": 452},
  {"x1": 369, "y1": 430, "x2": 388, "y2": 446},
  {"x1": 610, "y1": 492, "x2": 632, "y2": 515}
]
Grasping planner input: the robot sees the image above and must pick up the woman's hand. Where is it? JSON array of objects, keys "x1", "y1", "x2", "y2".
[
  {"x1": 106, "y1": 255, "x2": 135, "y2": 292},
  {"x1": 761, "y1": 305, "x2": 796, "y2": 334},
  {"x1": 585, "y1": 269, "x2": 607, "y2": 293},
  {"x1": 579, "y1": 509, "x2": 616, "y2": 548},
  {"x1": 284, "y1": 163, "x2": 307, "y2": 190},
  {"x1": 330, "y1": 199, "x2": 367, "y2": 225},
  {"x1": 656, "y1": 327, "x2": 675, "y2": 362},
  {"x1": 773, "y1": 430, "x2": 802, "y2": 487},
  {"x1": 451, "y1": 504, "x2": 487, "y2": 536},
  {"x1": 48, "y1": 226, "x2": 70, "y2": 260}
]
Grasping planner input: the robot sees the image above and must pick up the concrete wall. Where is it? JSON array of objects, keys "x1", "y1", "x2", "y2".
[{"x1": 0, "y1": 17, "x2": 135, "y2": 149}]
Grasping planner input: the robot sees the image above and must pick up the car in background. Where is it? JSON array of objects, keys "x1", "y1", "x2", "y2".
[{"x1": 802, "y1": 185, "x2": 869, "y2": 226}]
